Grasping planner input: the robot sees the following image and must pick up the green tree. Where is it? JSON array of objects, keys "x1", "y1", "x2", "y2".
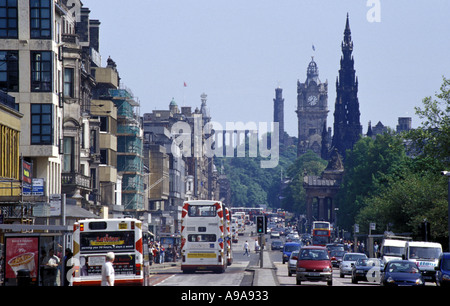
[
  {"x1": 280, "y1": 150, "x2": 327, "y2": 214},
  {"x1": 336, "y1": 132, "x2": 409, "y2": 231}
]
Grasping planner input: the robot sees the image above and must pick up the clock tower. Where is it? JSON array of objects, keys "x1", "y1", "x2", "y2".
[{"x1": 296, "y1": 57, "x2": 329, "y2": 156}]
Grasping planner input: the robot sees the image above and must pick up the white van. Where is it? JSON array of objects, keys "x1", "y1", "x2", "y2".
[
  {"x1": 404, "y1": 241, "x2": 442, "y2": 282},
  {"x1": 380, "y1": 239, "x2": 408, "y2": 264}
]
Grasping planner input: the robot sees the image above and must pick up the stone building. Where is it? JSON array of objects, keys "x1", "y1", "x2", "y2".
[{"x1": 296, "y1": 57, "x2": 329, "y2": 156}]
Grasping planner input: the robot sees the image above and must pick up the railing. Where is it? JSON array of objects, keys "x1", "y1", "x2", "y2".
[{"x1": 61, "y1": 172, "x2": 91, "y2": 190}]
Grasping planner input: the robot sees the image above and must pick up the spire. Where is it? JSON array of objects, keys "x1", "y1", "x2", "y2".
[{"x1": 342, "y1": 13, "x2": 353, "y2": 56}]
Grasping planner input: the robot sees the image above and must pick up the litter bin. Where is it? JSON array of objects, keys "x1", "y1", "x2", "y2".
[{"x1": 17, "y1": 269, "x2": 31, "y2": 286}]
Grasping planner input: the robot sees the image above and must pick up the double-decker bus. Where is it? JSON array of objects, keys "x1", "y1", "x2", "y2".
[
  {"x1": 71, "y1": 218, "x2": 148, "y2": 286},
  {"x1": 312, "y1": 221, "x2": 331, "y2": 246},
  {"x1": 312, "y1": 221, "x2": 331, "y2": 231},
  {"x1": 180, "y1": 200, "x2": 231, "y2": 273}
]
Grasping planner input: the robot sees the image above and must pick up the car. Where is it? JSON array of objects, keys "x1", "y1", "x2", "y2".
[
  {"x1": 330, "y1": 250, "x2": 346, "y2": 268},
  {"x1": 339, "y1": 253, "x2": 367, "y2": 277},
  {"x1": 351, "y1": 258, "x2": 384, "y2": 284},
  {"x1": 270, "y1": 230, "x2": 281, "y2": 239},
  {"x1": 288, "y1": 250, "x2": 299, "y2": 276},
  {"x1": 326, "y1": 243, "x2": 345, "y2": 253},
  {"x1": 296, "y1": 246, "x2": 333, "y2": 286},
  {"x1": 282, "y1": 242, "x2": 301, "y2": 264},
  {"x1": 271, "y1": 240, "x2": 283, "y2": 251},
  {"x1": 436, "y1": 252, "x2": 450, "y2": 287},
  {"x1": 380, "y1": 260, "x2": 425, "y2": 286}
]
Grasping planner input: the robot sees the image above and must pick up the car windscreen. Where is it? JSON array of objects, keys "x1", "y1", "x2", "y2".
[
  {"x1": 299, "y1": 249, "x2": 329, "y2": 260},
  {"x1": 284, "y1": 244, "x2": 301, "y2": 252}
]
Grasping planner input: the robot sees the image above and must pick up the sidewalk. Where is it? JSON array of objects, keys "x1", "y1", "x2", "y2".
[{"x1": 249, "y1": 250, "x2": 279, "y2": 286}]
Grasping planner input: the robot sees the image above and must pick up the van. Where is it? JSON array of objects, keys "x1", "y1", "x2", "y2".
[
  {"x1": 380, "y1": 239, "x2": 408, "y2": 264},
  {"x1": 404, "y1": 241, "x2": 442, "y2": 282},
  {"x1": 435, "y1": 252, "x2": 450, "y2": 287}
]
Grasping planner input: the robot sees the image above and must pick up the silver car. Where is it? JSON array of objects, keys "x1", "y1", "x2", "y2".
[
  {"x1": 288, "y1": 250, "x2": 299, "y2": 276},
  {"x1": 339, "y1": 253, "x2": 367, "y2": 277}
]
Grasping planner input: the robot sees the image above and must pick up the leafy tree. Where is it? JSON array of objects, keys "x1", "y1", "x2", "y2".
[
  {"x1": 336, "y1": 132, "x2": 409, "y2": 231},
  {"x1": 280, "y1": 150, "x2": 327, "y2": 214}
]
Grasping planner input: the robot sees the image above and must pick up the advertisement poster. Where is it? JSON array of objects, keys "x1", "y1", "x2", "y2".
[{"x1": 5, "y1": 237, "x2": 39, "y2": 278}]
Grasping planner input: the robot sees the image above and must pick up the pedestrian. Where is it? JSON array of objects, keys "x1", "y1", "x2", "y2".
[
  {"x1": 63, "y1": 248, "x2": 73, "y2": 286},
  {"x1": 42, "y1": 248, "x2": 60, "y2": 286},
  {"x1": 159, "y1": 243, "x2": 165, "y2": 263},
  {"x1": 101, "y1": 252, "x2": 115, "y2": 286},
  {"x1": 254, "y1": 239, "x2": 259, "y2": 253},
  {"x1": 244, "y1": 240, "x2": 250, "y2": 257}
]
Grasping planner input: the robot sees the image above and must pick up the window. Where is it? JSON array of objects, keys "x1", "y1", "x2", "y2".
[
  {"x1": 31, "y1": 103, "x2": 53, "y2": 145},
  {"x1": 0, "y1": 50, "x2": 18, "y2": 92},
  {"x1": 63, "y1": 137, "x2": 73, "y2": 172},
  {"x1": 31, "y1": 51, "x2": 52, "y2": 92},
  {"x1": 0, "y1": 0, "x2": 18, "y2": 38},
  {"x1": 30, "y1": 0, "x2": 51, "y2": 39},
  {"x1": 63, "y1": 68, "x2": 73, "y2": 97},
  {"x1": 100, "y1": 149, "x2": 107, "y2": 164}
]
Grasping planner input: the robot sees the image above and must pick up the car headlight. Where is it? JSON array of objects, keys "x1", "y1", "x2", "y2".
[
  {"x1": 443, "y1": 274, "x2": 450, "y2": 281},
  {"x1": 415, "y1": 278, "x2": 423, "y2": 285},
  {"x1": 297, "y1": 268, "x2": 306, "y2": 272},
  {"x1": 387, "y1": 277, "x2": 395, "y2": 283},
  {"x1": 323, "y1": 267, "x2": 332, "y2": 272}
]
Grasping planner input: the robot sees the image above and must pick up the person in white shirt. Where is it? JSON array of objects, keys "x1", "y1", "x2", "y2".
[{"x1": 101, "y1": 252, "x2": 115, "y2": 286}]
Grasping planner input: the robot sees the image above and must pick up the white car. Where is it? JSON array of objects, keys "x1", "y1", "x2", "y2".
[
  {"x1": 270, "y1": 231, "x2": 281, "y2": 239},
  {"x1": 288, "y1": 250, "x2": 299, "y2": 276},
  {"x1": 339, "y1": 253, "x2": 367, "y2": 277}
]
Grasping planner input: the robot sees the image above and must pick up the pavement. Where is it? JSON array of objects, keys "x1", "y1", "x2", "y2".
[{"x1": 247, "y1": 249, "x2": 279, "y2": 286}]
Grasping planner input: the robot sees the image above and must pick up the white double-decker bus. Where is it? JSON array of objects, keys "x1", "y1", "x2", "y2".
[
  {"x1": 181, "y1": 200, "x2": 232, "y2": 273},
  {"x1": 71, "y1": 218, "x2": 147, "y2": 286}
]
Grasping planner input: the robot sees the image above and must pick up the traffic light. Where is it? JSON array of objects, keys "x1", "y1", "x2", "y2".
[{"x1": 256, "y1": 215, "x2": 266, "y2": 234}]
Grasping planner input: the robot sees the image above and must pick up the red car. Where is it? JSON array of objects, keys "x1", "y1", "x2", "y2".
[{"x1": 296, "y1": 246, "x2": 333, "y2": 286}]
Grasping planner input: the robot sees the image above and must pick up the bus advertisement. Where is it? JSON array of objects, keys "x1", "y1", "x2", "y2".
[
  {"x1": 71, "y1": 218, "x2": 148, "y2": 286},
  {"x1": 180, "y1": 200, "x2": 232, "y2": 273}
]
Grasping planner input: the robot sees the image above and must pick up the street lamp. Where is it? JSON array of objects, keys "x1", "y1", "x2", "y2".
[{"x1": 442, "y1": 171, "x2": 450, "y2": 251}]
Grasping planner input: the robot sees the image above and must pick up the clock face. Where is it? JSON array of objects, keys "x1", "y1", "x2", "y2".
[{"x1": 308, "y1": 95, "x2": 318, "y2": 106}]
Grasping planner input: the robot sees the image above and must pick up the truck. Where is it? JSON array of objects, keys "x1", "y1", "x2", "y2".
[
  {"x1": 379, "y1": 235, "x2": 411, "y2": 264},
  {"x1": 403, "y1": 241, "x2": 442, "y2": 282}
]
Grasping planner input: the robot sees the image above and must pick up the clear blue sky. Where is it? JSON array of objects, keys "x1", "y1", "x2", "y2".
[{"x1": 84, "y1": 0, "x2": 450, "y2": 136}]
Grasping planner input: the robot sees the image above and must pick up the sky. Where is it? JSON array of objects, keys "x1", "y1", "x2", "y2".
[{"x1": 83, "y1": 0, "x2": 450, "y2": 137}]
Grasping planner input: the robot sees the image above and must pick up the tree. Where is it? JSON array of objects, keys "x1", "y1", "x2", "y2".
[
  {"x1": 336, "y1": 132, "x2": 409, "y2": 231},
  {"x1": 406, "y1": 76, "x2": 450, "y2": 168},
  {"x1": 280, "y1": 151, "x2": 327, "y2": 214}
]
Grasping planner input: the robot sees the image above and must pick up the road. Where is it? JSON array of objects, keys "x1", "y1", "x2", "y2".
[
  {"x1": 149, "y1": 225, "x2": 260, "y2": 286},
  {"x1": 148, "y1": 226, "x2": 436, "y2": 287}
]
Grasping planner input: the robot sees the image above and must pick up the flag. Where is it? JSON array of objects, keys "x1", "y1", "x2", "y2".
[
  {"x1": 312, "y1": 44, "x2": 316, "y2": 51},
  {"x1": 184, "y1": 82, "x2": 187, "y2": 87}
]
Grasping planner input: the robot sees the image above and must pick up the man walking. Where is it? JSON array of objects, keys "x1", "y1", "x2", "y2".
[
  {"x1": 243, "y1": 241, "x2": 250, "y2": 257},
  {"x1": 101, "y1": 252, "x2": 115, "y2": 286}
]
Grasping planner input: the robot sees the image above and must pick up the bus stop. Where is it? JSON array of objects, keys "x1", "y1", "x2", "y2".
[{"x1": 0, "y1": 224, "x2": 71, "y2": 286}]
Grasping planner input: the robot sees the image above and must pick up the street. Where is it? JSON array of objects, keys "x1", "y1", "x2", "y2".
[{"x1": 148, "y1": 224, "x2": 437, "y2": 287}]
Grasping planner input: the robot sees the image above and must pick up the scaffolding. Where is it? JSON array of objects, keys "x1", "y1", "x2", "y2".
[{"x1": 109, "y1": 88, "x2": 144, "y2": 212}]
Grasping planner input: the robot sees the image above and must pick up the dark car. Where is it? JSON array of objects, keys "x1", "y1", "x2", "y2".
[
  {"x1": 271, "y1": 240, "x2": 283, "y2": 251},
  {"x1": 296, "y1": 246, "x2": 333, "y2": 286},
  {"x1": 330, "y1": 250, "x2": 346, "y2": 268},
  {"x1": 380, "y1": 260, "x2": 425, "y2": 286},
  {"x1": 282, "y1": 242, "x2": 301, "y2": 264},
  {"x1": 436, "y1": 252, "x2": 450, "y2": 287},
  {"x1": 351, "y1": 258, "x2": 383, "y2": 284}
]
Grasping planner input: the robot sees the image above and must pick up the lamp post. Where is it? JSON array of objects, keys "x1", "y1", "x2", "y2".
[{"x1": 442, "y1": 171, "x2": 450, "y2": 251}]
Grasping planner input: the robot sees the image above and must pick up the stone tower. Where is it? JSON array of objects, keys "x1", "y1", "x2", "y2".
[
  {"x1": 296, "y1": 57, "x2": 329, "y2": 156},
  {"x1": 331, "y1": 14, "x2": 362, "y2": 158},
  {"x1": 273, "y1": 87, "x2": 285, "y2": 145}
]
